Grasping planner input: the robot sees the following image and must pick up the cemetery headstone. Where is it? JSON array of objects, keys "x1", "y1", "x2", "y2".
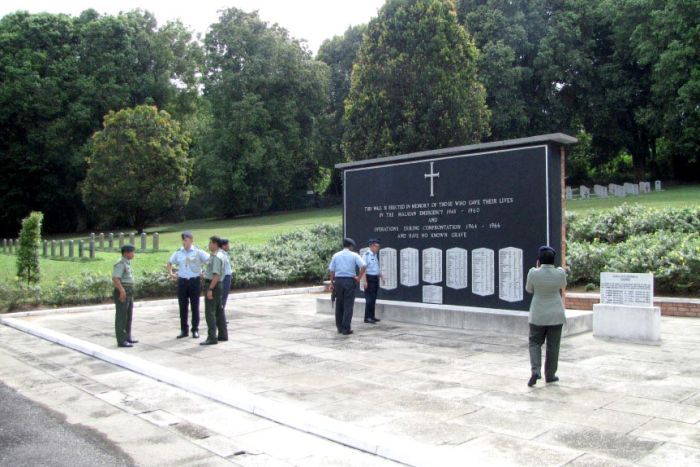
[
  {"x1": 579, "y1": 185, "x2": 590, "y2": 199},
  {"x1": 108, "y1": 233, "x2": 114, "y2": 250},
  {"x1": 68, "y1": 240, "x2": 74, "y2": 258},
  {"x1": 99, "y1": 233, "x2": 105, "y2": 250},
  {"x1": 118, "y1": 233, "x2": 124, "y2": 248},
  {"x1": 140, "y1": 233, "x2": 147, "y2": 251},
  {"x1": 565, "y1": 186, "x2": 572, "y2": 200},
  {"x1": 60, "y1": 240, "x2": 65, "y2": 257},
  {"x1": 129, "y1": 232, "x2": 135, "y2": 246},
  {"x1": 2, "y1": 238, "x2": 6, "y2": 254},
  {"x1": 42, "y1": 240, "x2": 47, "y2": 257},
  {"x1": 593, "y1": 185, "x2": 608, "y2": 198},
  {"x1": 89, "y1": 238, "x2": 95, "y2": 258},
  {"x1": 51, "y1": 240, "x2": 56, "y2": 257},
  {"x1": 78, "y1": 240, "x2": 84, "y2": 258},
  {"x1": 655, "y1": 180, "x2": 662, "y2": 191},
  {"x1": 153, "y1": 233, "x2": 159, "y2": 251}
]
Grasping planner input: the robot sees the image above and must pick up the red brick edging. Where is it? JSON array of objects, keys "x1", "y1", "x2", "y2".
[{"x1": 566, "y1": 293, "x2": 700, "y2": 318}]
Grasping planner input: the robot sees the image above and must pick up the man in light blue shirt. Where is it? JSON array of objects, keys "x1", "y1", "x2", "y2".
[
  {"x1": 362, "y1": 238, "x2": 382, "y2": 324},
  {"x1": 167, "y1": 231, "x2": 210, "y2": 339},
  {"x1": 329, "y1": 238, "x2": 366, "y2": 335},
  {"x1": 220, "y1": 238, "x2": 233, "y2": 322}
]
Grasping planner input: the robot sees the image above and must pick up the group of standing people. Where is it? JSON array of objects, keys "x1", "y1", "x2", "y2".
[
  {"x1": 329, "y1": 239, "x2": 568, "y2": 387},
  {"x1": 111, "y1": 232, "x2": 233, "y2": 348}
]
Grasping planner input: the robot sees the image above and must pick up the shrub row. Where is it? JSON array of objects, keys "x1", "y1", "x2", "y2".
[
  {"x1": 567, "y1": 231, "x2": 700, "y2": 294},
  {"x1": 567, "y1": 204, "x2": 700, "y2": 244},
  {"x1": 0, "y1": 224, "x2": 342, "y2": 312}
]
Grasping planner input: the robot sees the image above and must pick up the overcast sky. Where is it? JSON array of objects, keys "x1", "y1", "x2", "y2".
[{"x1": 0, "y1": 0, "x2": 385, "y2": 54}]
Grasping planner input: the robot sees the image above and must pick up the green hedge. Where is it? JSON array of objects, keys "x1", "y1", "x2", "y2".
[
  {"x1": 568, "y1": 204, "x2": 700, "y2": 243},
  {"x1": 0, "y1": 224, "x2": 342, "y2": 312}
]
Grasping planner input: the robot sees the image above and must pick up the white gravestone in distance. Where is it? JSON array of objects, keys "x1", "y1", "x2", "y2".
[
  {"x1": 655, "y1": 180, "x2": 662, "y2": 191},
  {"x1": 472, "y1": 248, "x2": 495, "y2": 296},
  {"x1": 422, "y1": 247, "x2": 443, "y2": 284},
  {"x1": 400, "y1": 248, "x2": 419, "y2": 287},
  {"x1": 498, "y1": 247, "x2": 523, "y2": 302},
  {"x1": 446, "y1": 247, "x2": 468, "y2": 290},
  {"x1": 593, "y1": 272, "x2": 660, "y2": 343},
  {"x1": 579, "y1": 185, "x2": 590, "y2": 199},
  {"x1": 379, "y1": 247, "x2": 398, "y2": 290},
  {"x1": 593, "y1": 185, "x2": 608, "y2": 198},
  {"x1": 565, "y1": 186, "x2": 573, "y2": 200}
]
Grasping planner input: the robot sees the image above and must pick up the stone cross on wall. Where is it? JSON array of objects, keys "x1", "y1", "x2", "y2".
[{"x1": 424, "y1": 162, "x2": 440, "y2": 197}]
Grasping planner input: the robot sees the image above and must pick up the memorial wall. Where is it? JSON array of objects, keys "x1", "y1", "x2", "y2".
[{"x1": 339, "y1": 135, "x2": 574, "y2": 312}]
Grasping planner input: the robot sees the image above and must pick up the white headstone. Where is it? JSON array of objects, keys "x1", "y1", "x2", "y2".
[
  {"x1": 655, "y1": 180, "x2": 662, "y2": 191},
  {"x1": 565, "y1": 186, "x2": 573, "y2": 200},
  {"x1": 593, "y1": 185, "x2": 608, "y2": 198},
  {"x1": 579, "y1": 185, "x2": 590, "y2": 199}
]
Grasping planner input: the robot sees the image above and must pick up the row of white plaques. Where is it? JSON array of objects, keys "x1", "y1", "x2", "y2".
[{"x1": 364, "y1": 246, "x2": 524, "y2": 305}]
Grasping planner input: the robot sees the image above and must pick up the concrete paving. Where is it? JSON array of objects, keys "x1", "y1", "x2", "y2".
[{"x1": 2, "y1": 292, "x2": 700, "y2": 466}]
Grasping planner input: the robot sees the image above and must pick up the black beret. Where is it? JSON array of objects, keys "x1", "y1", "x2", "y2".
[
  {"x1": 368, "y1": 238, "x2": 381, "y2": 245},
  {"x1": 538, "y1": 245, "x2": 556, "y2": 255},
  {"x1": 121, "y1": 244, "x2": 135, "y2": 253},
  {"x1": 220, "y1": 238, "x2": 230, "y2": 245},
  {"x1": 343, "y1": 237, "x2": 356, "y2": 248}
]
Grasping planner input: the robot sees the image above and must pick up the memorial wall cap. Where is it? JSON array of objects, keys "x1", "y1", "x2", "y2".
[
  {"x1": 121, "y1": 244, "x2": 135, "y2": 253},
  {"x1": 343, "y1": 237, "x2": 357, "y2": 248},
  {"x1": 368, "y1": 238, "x2": 381, "y2": 245},
  {"x1": 181, "y1": 230, "x2": 194, "y2": 239}
]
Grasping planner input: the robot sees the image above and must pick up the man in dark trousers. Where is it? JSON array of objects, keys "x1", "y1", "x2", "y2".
[
  {"x1": 362, "y1": 238, "x2": 383, "y2": 324},
  {"x1": 167, "y1": 231, "x2": 209, "y2": 339},
  {"x1": 112, "y1": 244, "x2": 137, "y2": 348},
  {"x1": 328, "y1": 238, "x2": 366, "y2": 335}
]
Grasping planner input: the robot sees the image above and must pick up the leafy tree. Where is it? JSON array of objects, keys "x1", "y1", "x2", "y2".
[
  {"x1": 197, "y1": 8, "x2": 329, "y2": 216},
  {"x1": 317, "y1": 24, "x2": 367, "y2": 193},
  {"x1": 343, "y1": 0, "x2": 490, "y2": 160},
  {"x1": 0, "y1": 10, "x2": 202, "y2": 236},
  {"x1": 82, "y1": 105, "x2": 192, "y2": 232},
  {"x1": 16, "y1": 211, "x2": 43, "y2": 283}
]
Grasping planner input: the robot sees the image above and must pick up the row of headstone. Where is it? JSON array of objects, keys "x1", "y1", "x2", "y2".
[
  {"x1": 565, "y1": 180, "x2": 662, "y2": 200},
  {"x1": 1, "y1": 232, "x2": 160, "y2": 257}
]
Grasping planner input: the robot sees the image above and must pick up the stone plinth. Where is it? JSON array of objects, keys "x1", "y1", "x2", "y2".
[{"x1": 593, "y1": 303, "x2": 661, "y2": 343}]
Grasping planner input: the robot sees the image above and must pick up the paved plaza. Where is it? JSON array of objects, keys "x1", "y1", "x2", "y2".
[{"x1": 2, "y1": 291, "x2": 700, "y2": 466}]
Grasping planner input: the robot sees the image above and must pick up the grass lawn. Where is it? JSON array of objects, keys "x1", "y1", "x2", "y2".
[{"x1": 1, "y1": 185, "x2": 698, "y2": 286}]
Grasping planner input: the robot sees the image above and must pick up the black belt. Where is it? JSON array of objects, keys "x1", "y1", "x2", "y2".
[
  {"x1": 335, "y1": 277, "x2": 355, "y2": 281},
  {"x1": 366, "y1": 274, "x2": 379, "y2": 279},
  {"x1": 178, "y1": 277, "x2": 200, "y2": 281}
]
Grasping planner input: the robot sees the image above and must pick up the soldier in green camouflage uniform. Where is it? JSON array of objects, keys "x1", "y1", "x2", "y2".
[
  {"x1": 112, "y1": 244, "x2": 137, "y2": 347},
  {"x1": 200, "y1": 236, "x2": 229, "y2": 345}
]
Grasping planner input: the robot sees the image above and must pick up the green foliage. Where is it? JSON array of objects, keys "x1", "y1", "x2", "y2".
[
  {"x1": 567, "y1": 205, "x2": 700, "y2": 243},
  {"x1": 0, "y1": 10, "x2": 201, "y2": 236},
  {"x1": 568, "y1": 232, "x2": 700, "y2": 294},
  {"x1": 16, "y1": 212, "x2": 43, "y2": 283},
  {"x1": 82, "y1": 105, "x2": 192, "y2": 232},
  {"x1": 232, "y1": 224, "x2": 342, "y2": 288},
  {"x1": 197, "y1": 8, "x2": 330, "y2": 217},
  {"x1": 344, "y1": 0, "x2": 490, "y2": 160},
  {"x1": 567, "y1": 205, "x2": 700, "y2": 293}
]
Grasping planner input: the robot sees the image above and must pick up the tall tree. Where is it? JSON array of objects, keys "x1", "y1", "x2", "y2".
[
  {"x1": 0, "y1": 10, "x2": 201, "y2": 236},
  {"x1": 317, "y1": 24, "x2": 367, "y2": 193},
  {"x1": 82, "y1": 106, "x2": 192, "y2": 232},
  {"x1": 343, "y1": 0, "x2": 490, "y2": 160},
  {"x1": 197, "y1": 8, "x2": 329, "y2": 216}
]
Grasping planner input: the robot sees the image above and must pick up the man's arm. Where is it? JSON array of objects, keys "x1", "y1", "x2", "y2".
[{"x1": 112, "y1": 277, "x2": 126, "y2": 302}]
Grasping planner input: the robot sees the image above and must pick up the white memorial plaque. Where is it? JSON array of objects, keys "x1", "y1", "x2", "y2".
[
  {"x1": 600, "y1": 272, "x2": 654, "y2": 307},
  {"x1": 379, "y1": 247, "x2": 397, "y2": 290},
  {"x1": 422, "y1": 247, "x2": 443, "y2": 284},
  {"x1": 471, "y1": 248, "x2": 495, "y2": 296},
  {"x1": 400, "y1": 248, "x2": 419, "y2": 287},
  {"x1": 422, "y1": 285, "x2": 443, "y2": 304},
  {"x1": 498, "y1": 247, "x2": 523, "y2": 302},
  {"x1": 446, "y1": 247, "x2": 468, "y2": 290}
]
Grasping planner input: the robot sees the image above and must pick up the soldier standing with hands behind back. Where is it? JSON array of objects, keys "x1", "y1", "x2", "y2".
[
  {"x1": 200, "y1": 236, "x2": 229, "y2": 345},
  {"x1": 112, "y1": 244, "x2": 137, "y2": 348},
  {"x1": 362, "y1": 238, "x2": 382, "y2": 324}
]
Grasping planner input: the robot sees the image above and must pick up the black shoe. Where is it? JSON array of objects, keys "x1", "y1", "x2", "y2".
[
  {"x1": 373, "y1": 318, "x2": 381, "y2": 322},
  {"x1": 118, "y1": 342, "x2": 133, "y2": 348},
  {"x1": 192, "y1": 330, "x2": 199, "y2": 339},
  {"x1": 176, "y1": 332, "x2": 188, "y2": 339},
  {"x1": 364, "y1": 319, "x2": 377, "y2": 324},
  {"x1": 217, "y1": 337, "x2": 228, "y2": 342},
  {"x1": 341, "y1": 329, "x2": 354, "y2": 335},
  {"x1": 199, "y1": 339, "x2": 218, "y2": 346},
  {"x1": 545, "y1": 376, "x2": 559, "y2": 383},
  {"x1": 527, "y1": 374, "x2": 540, "y2": 387},
  {"x1": 127, "y1": 339, "x2": 138, "y2": 344}
]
